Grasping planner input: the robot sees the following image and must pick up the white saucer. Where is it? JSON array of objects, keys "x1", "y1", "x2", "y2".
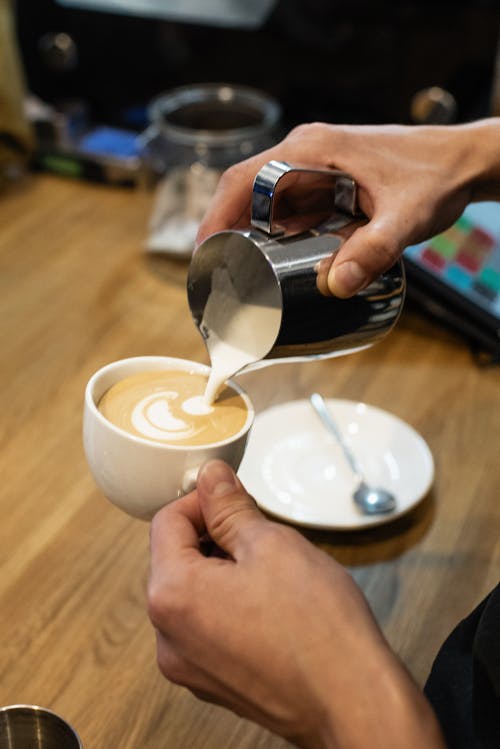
[{"x1": 238, "y1": 399, "x2": 434, "y2": 530}]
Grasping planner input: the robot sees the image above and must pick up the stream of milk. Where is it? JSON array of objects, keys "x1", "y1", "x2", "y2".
[{"x1": 201, "y1": 266, "x2": 281, "y2": 404}]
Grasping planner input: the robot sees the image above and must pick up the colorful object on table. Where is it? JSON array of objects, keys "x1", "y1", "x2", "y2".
[{"x1": 405, "y1": 203, "x2": 500, "y2": 318}]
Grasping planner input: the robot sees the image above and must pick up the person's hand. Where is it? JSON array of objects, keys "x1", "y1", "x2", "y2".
[
  {"x1": 196, "y1": 119, "x2": 500, "y2": 298},
  {"x1": 148, "y1": 460, "x2": 445, "y2": 749}
]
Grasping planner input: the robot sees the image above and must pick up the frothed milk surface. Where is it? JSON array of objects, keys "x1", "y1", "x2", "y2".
[
  {"x1": 201, "y1": 266, "x2": 282, "y2": 404},
  {"x1": 98, "y1": 370, "x2": 248, "y2": 446}
]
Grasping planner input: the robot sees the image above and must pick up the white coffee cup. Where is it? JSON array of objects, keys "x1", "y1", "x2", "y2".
[{"x1": 83, "y1": 356, "x2": 254, "y2": 520}]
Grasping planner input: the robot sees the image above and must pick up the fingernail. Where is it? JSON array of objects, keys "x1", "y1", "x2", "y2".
[
  {"x1": 198, "y1": 460, "x2": 238, "y2": 497},
  {"x1": 314, "y1": 257, "x2": 331, "y2": 274},
  {"x1": 330, "y1": 261, "x2": 367, "y2": 297}
]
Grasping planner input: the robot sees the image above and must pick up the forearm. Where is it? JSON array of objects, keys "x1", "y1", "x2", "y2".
[
  {"x1": 313, "y1": 647, "x2": 445, "y2": 749},
  {"x1": 457, "y1": 118, "x2": 500, "y2": 201}
]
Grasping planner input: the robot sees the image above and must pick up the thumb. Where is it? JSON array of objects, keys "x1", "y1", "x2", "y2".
[
  {"x1": 196, "y1": 460, "x2": 265, "y2": 559},
  {"x1": 325, "y1": 218, "x2": 403, "y2": 298}
]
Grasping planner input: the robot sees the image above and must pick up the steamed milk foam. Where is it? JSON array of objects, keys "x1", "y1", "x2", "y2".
[
  {"x1": 204, "y1": 330, "x2": 261, "y2": 405},
  {"x1": 98, "y1": 370, "x2": 248, "y2": 446},
  {"x1": 201, "y1": 266, "x2": 282, "y2": 404}
]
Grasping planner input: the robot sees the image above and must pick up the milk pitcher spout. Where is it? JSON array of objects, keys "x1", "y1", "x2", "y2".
[{"x1": 187, "y1": 160, "x2": 405, "y2": 374}]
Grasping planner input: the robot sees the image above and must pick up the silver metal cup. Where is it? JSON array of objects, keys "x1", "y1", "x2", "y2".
[
  {"x1": 0, "y1": 705, "x2": 82, "y2": 749},
  {"x1": 187, "y1": 160, "x2": 405, "y2": 371}
]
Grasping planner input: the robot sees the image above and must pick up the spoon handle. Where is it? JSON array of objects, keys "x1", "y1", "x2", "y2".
[{"x1": 309, "y1": 393, "x2": 363, "y2": 480}]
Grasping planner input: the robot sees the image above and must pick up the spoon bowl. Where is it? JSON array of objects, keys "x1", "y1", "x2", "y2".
[
  {"x1": 309, "y1": 393, "x2": 397, "y2": 516},
  {"x1": 353, "y1": 481, "x2": 397, "y2": 515}
]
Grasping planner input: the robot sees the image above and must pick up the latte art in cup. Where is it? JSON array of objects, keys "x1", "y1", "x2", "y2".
[{"x1": 98, "y1": 369, "x2": 248, "y2": 446}]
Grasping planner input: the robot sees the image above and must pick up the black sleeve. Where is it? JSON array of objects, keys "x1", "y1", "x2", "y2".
[{"x1": 424, "y1": 582, "x2": 500, "y2": 748}]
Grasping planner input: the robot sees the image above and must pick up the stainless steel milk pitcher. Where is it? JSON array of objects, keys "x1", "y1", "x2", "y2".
[{"x1": 187, "y1": 160, "x2": 405, "y2": 371}]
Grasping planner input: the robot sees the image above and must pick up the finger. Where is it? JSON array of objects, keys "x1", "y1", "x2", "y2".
[
  {"x1": 196, "y1": 460, "x2": 266, "y2": 559},
  {"x1": 195, "y1": 122, "x2": 346, "y2": 246},
  {"x1": 327, "y1": 217, "x2": 403, "y2": 298},
  {"x1": 150, "y1": 490, "x2": 206, "y2": 572},
  {"x1": 155, "y1": 632, "x2": 208, "y2": 692},
  {"x1": 315, "y1": 254, "x2": 334, "y2": 296},
  {"x1": 157, "y1": 638, "x2": 253, "y2": 719},
  {"x1": 195, "y1": 149, "x2": 277, "y2": 246}
]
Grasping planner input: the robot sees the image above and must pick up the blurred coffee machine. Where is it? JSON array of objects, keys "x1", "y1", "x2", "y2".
[{"x1": 14, "y1": 0, "x2": 500, "y2": 132}]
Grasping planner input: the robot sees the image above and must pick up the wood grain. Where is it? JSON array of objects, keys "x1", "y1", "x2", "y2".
[{"x1": 0, "y1": 174, "x2": 499, "y2": 747}]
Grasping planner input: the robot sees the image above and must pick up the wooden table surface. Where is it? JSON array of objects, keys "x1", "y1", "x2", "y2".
[{"x1": 1, "y1": 174, "x2": 499, "y2": 748}]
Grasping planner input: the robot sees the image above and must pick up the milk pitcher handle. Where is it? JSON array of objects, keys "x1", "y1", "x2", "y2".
[{"x1": 250, "y1": 160, "x2": 358, "y2": 237}]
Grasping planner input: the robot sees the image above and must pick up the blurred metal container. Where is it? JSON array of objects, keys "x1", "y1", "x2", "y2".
[
  {"x1": 0, "y1": 705, "x2": 82, "y2": 749},
  {"x1": 139, "y1": 83, "x2": 282, "y2": 256}
]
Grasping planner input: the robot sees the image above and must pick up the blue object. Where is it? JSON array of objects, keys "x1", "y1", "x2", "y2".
[
  {"x1": 444, "y1": 264, "x2": 472, "y2": 292},
  {"x1": 78, "y1": 126, "x2": 139, "y2": 158}
]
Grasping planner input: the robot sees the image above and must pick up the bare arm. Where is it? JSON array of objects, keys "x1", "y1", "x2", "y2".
[{"x1": 196, "y1": 119, "x2": 500, "y2": 297}]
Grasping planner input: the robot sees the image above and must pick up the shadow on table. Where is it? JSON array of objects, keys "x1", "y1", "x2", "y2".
[{"x1": 293, "y1": 487, "x2": 436, "y2": 566}]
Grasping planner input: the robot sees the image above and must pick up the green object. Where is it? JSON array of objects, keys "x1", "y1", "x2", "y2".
[
  {"x1": 480, "y1": 266, "x2": 500, "y2": 292},
  {"x1": 40, "y1": 154, "x2": 84, "y2": 178},
  {"x1": 431, "y1": 233, "x2": 456, "y2": 258}
]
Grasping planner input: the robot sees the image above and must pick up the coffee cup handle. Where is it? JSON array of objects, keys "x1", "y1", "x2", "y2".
[{"x1": 182, "y1": 466, "x2": 200, "y2": 494}]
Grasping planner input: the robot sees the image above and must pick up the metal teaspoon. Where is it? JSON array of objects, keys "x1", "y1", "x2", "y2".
[{"x1": 310, "y1": 393, "x2": 397, "y2": 515}]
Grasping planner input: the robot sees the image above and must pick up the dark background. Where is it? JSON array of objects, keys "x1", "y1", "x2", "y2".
[{"x1": 14, "y1": 0, "x2": 500, "y2": 132}]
